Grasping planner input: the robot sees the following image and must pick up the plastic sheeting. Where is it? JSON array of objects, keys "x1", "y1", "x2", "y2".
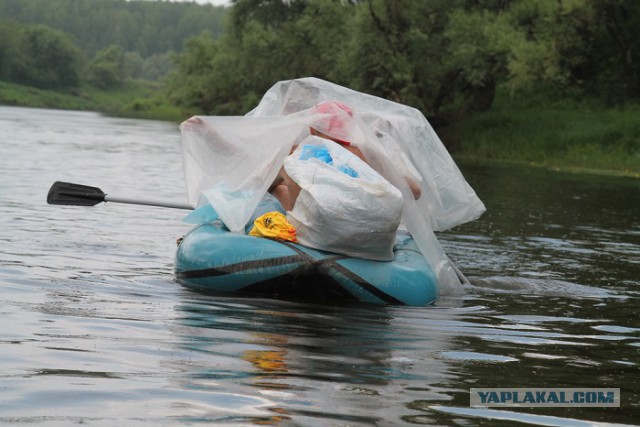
[
  {"x1": 180, "y1": 114, "x2": 307, "y2": 233},
  {"x1": 285, "y1": 136, "x2": 403, "y2": 261},
  {"x1": 248, "y1": 78, "x2": 485, "y2": 231},
  {"x1": 180, "y1": 77, "x2": 485, "y2": 294}
]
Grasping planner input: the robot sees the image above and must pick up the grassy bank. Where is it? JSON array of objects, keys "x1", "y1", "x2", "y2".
[
  {"x1": 457, "y1": 89, "x2": 640, "y2": 177},
  {"x1": 3, "y1": 80, "x2": 639, "y2": 177},
  {"x1": 0, "y1": 80, "x2": 188, "y2": 122}
]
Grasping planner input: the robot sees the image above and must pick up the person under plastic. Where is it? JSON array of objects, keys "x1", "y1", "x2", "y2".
[
  {"x1": 179, "y1": 77, "x2": 486, "y2": 294},
  {"x1": 269, "y1": 100, "x2": 421, "y2": 212},
  {"x1": 180, "y1": 100, "x2": 430, "y2": 261}
]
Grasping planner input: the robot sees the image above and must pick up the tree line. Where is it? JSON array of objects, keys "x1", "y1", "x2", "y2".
[
  {"x1": 0, "y1": 0, "x2": 225, "y2": 89},
  {"x1": 0, "y1": 0, "x2": 225, "y2": 57},
  {"x1": 165, "y1": 0, "x2": 639, "y2": 132},
  {"x1": 0, "y1": 0, "x2": 638, "y2": 136}
]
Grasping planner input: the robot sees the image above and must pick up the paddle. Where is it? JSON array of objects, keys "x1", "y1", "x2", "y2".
[
  {"x1": 47, "y1": 181, "x2": 194, "y2": 210},
  {"x1": 48, "y1": 182, "x2": 473, "y2": 285}
]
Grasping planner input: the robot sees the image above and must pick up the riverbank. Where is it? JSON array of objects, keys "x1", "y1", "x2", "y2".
[
  {"x1": 457, "y1": 88, "x2": 640, "y2": 177},
  {"x1": 0, "y1": 80, "x2": 187, "y2": 122},
  {"x1": 2, "y1": 80, "x2": 638, "y2": 177}
]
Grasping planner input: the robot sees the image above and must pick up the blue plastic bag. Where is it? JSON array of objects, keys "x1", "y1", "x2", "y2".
[
  {"x1": 299, "y1": 144, "x2": 333, "y2": 164},
  {"x1": 299, "y1": 144, "x2": 359, "y2": 178}
]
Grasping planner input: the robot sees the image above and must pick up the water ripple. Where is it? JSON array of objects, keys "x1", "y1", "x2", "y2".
[{"x1": 1, "y1": 107, "x2": 638, "y2": 426}]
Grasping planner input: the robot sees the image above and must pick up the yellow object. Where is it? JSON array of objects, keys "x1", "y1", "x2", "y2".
[
  {"x1": 243, "y1": 349, "x2": 288, "y2": 373},
  {"x1": 249, "y1": 211, "x2": 297, "y2": 242}
]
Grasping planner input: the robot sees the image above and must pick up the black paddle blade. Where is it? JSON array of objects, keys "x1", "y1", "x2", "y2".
[{"x1": 47, "y1": 181, "x2": 106, "y2": 206}]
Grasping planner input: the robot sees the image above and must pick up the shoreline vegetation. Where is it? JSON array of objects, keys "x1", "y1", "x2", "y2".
[
  {"x1": 0, "y1": 80, "x2": 186, "y2": 122},
  {"x1": 458, "y1": 88, "x2": 640, "y2": 178},
  {"x1": 2, "y1": 1, "x2": 637, "y2": 178},
  {"x1": 1, "y1": 80, "x2": 638, "y2": 178}
]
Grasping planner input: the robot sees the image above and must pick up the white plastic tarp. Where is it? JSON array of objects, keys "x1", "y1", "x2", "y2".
[
  {"x1": 180, "y1": 77, "x2": 486, "y2": 294},
  {"x1": 248, "y1": 77, "x2": 486, "y2": 231},
  {"x1": 180, "y1": 114, "x2": 308, "y2": 233},
  {"x1": 284, "y1": 136, "x2": 404, "y2": 261}
]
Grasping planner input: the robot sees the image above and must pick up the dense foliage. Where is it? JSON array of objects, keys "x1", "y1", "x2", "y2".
[
  {"x1": 1, "y1": 0, "x2": 638, "y2": 163},
  {"x1": 0, "y1": 22, "x2": 83, "y2": 90},
  {"x1": 0, "y1": 0, "x2": 226, "y2": 87},
  {"x1": 165, "y1": 0, "x2": 640, "y2": 131},
  {"x1": 0, "y1": 0, "x2": 225, "y2": 58}
]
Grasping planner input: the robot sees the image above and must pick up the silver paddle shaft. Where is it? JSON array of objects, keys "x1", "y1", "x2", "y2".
[{"x1": 104, "y1": 195, "x2": 193, "y2": 210}]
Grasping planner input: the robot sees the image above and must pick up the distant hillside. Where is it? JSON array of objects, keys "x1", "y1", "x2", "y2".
[{"x1": 0, "y1": 0, "x2": 226, "y2": 58}]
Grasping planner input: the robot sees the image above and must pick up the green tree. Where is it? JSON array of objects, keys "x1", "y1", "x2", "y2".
[
  {"x1": 85, "y1": 45, "x2": 126, "y2": 89},
  {"x1": 124, "y1": 51, "x2": 144, "y2": 80},
  {"x1": 166, "y1": 0, "x2": 355, "y2": 115},
  {"x1": 167, "y1": 0, "x2": 640, "y2": 130},
  {"x1": 140, "y1": 53, "x2": 173, "y2": 81},
  {"x1": 453, "y1": 0, "x2": 640, "y2": 103},
  {"x1": 0, "y1": 22, "x2": 21, "y2": 80},
  {"x1": 0, "y1": 0, "x2": 226, "y2": 59},
  {"x1": 11, "y1": 24, "x2": 83, "y2": 89},
  {"x1": 229, "y1": 0, "x2": 307, "y2": 34},
  {"x1": 584, "y1": 0, "x2": 639, "y2": 102},
  {"x1": 165, "y1": 32, "x2": 225, "y2": 113},
  {"x1": 168, "y1": 0, "x2": 505, "y2": 126},
  {"x1": 346, "y1": 0, "x2": 460, "y2": 120}
]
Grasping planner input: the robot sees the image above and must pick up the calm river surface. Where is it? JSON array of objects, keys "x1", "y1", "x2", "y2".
[{"x1": 0, "y1": 106, "x2": 638, "y2": 426}]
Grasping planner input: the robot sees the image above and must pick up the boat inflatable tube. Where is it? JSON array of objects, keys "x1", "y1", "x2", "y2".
[{"x1": 175, "y1": 222, "x2": 438, "y2": 306}]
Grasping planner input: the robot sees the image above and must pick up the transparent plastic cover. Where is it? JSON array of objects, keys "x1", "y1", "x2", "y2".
[{"x1": 180, "y1": 77, "x2": 485, "y2": 294}]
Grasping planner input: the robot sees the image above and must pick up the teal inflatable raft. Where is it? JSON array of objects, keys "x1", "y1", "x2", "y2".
[{"x1": 174, "y1": 222, "x2": 438, "y2": 306}]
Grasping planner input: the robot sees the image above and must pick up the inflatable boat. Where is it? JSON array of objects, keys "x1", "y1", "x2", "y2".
[{"x1": 174, "y1": 222, "x2": 438, "y2": 306}]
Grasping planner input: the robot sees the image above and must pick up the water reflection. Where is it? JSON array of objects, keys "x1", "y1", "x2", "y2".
[
  {"x1": 1, "y1": 106, "x2": 639, "y2": 425},
  {"x1": 442, "y1": 160, "x2": 640, "y2": 298},
  {"x1": 171, "y1": 299, "x2": 404, "y2": 424}
]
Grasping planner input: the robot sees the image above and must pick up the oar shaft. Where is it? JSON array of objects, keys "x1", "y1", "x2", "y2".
[{"x1": 104, "y1": 195, "x2": 193, "y2": 210}]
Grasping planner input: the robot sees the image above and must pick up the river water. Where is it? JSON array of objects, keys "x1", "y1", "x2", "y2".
[{"x1": 0, "y1": 106, "x2": 638, "y2": 426}]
